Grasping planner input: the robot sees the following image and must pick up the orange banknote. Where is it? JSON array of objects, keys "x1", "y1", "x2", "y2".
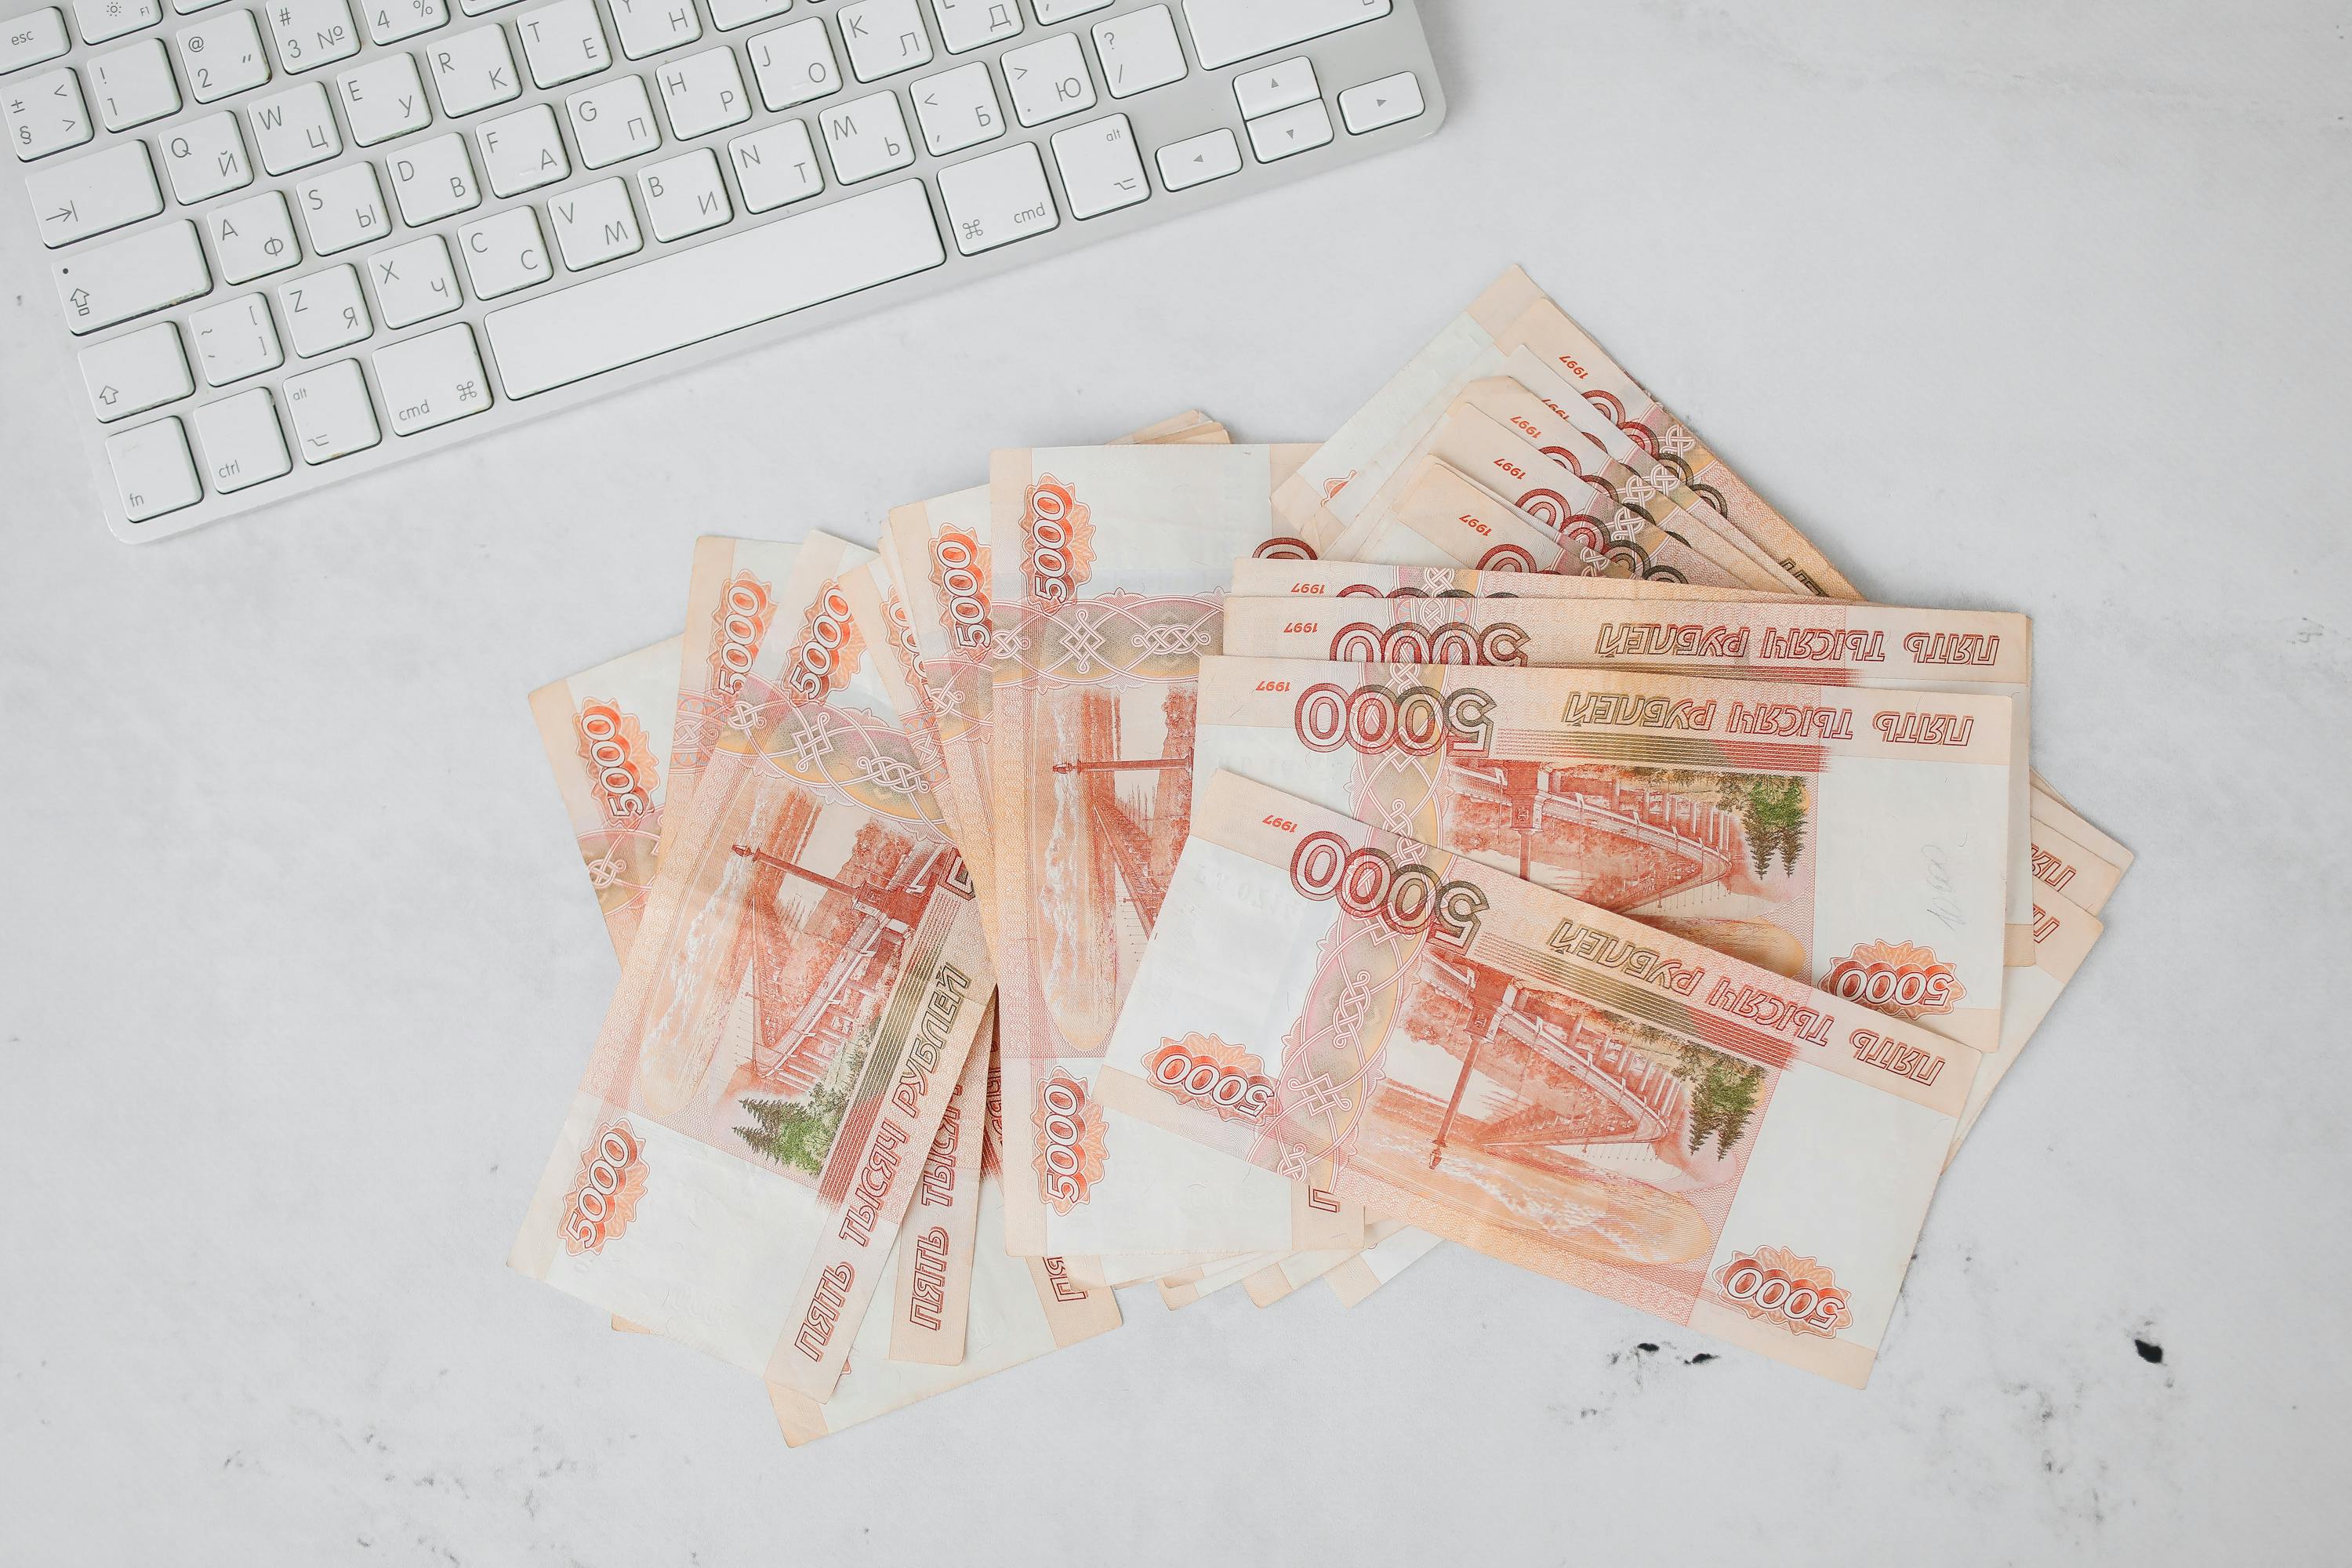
[
  {"x1": 985, "y1": 444, "x2": 1365, "y2": 1261},
  {"x1": 1217, "y1": 593, "x2": 2037, "y2": 960},
  {"x1": 1095, "y1": 773, "x2": 1976, "y2": 1385},
  {"x1": 513, "y1": 533, "x2": 991, "y2": 1403},
  {"x1": 1330, "y1": 405, "x2": 1794, "y2": 593},
  {"x1": 1191, "y1": 655, "x2": 2016, "y2": 1054},
  {"x1": 1274, "y1": 264, "x2": 1857, "y2": 598}
]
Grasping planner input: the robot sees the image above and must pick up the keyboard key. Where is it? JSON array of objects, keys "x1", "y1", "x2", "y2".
[
  {"x1": 1029, "y1": 0, "x2": 1108, "y2": 19},
  {"x1": 193, "y1": 387, "x2": 292, "y2": 490},
  {"x1": 176, "y1": 8, "x2": 270, "y2": 100},
  {"x1": 6, "y1": 66, "x2": 93, "y2": 159},
  {"x1": 1048, "y1": 110, "x2": 1142, "y2": 218},
  {"x1": 361, "y1": 0, "x2": 447, "y2": 45},
  {"x1": 208, "y1": 187, "x2": 302, "y2": 280},
  {"x1": 725, "y1": 116, "x2": 818, "y2": 210},
  {"x1": 706, "y1": 0, "x2": 788, "y2": 30},
  {"x1": 652, "y1": 45, "x2": 747, "y2": 139},
  {"x1": 458, "y1": 0, "x2": 517, "y2": 15},
  {"x1": 476, "y1": 99, "x2": 564, "y2": 193},
  {"x1": 278, "y1": 260, "x2": 372, "y2": 353},
  {"x1": 387, "y1": 128, "x2": 479, "y2": 220},
  {"x1": 53, "y1": 218, "x2": 209, "y2": 332},
  {"x1": 637, "y1": 143, "x2": 728, "y2": 238},
  {"x1": 24, "y1": 138, "x2": 162, "y2": 245},
  {"x1": 1181, "y1": 0, "x2": 1389, "y2": 71},
  {"x1": 610, "y1": 0, "x2": 697, "y2": 60},
  {"x1": 189, "y1": 291, "x2": 283, "y2": 383},
  {"x1": 1232, "y1": 56, "x2": 1314, "y2": 118},
  {"x1": 1154, "y1": 125, "x2": 1236, "y2": 191},
  {"x1": 247, "y1": 79, "x2": 339, "y2": 171},
  {"x1": 284, "y1": 356, "x2": 380, "y2": 458},
  {"x1": 374, "y1": 321, "x2": 491, "y2": 431},
  {"x1": 1338, "y1": 69, "x2": 1419, "y2": 133},
  {"x1": 456, "y1": 202, "x2": 548, "y2": 295},
  {"x1": 910, "y1": 60, "x2": 1000, "y2": 156},
  {"x1": 87, "y1": 38, "x2": 181, "y2": 129},
  {"x1": 337, "y1": 49, "x2": 431, "y2": 144},
  {"x1": 485, "y1": 176, "x2": 940, "y2": 396},
  {"x1": 162, "y1": 109, "x2": 253, "y2": 199},
  {"x1": 105, "y1": 416, "x2": 203, "y2": 519},
  {"x1": 368, "y1": 231, "x2": 461, "y2": 325},
  {"x1": 566, "y1": 72, "x2": 657, "y2": 167},
  {"x1": 78, "y1": 321, "x2": 192, "y2": 419},
  {"x1": 426, "y1": 24, "x2": 520, "y2": 114},
  {"x1": 837, "y1": 0, "x2": 930, "y2": 82},
  {"x1": 1093, "y1": 5, "x2": 1183, "y2": 100},
  {"x1": 935, "y1": 137, "x2": 1052, "y2": 255},
  {"x1": 515, "y1": 0, "x2": 608, "y2": 86},
  {"x1": 817, "y1": 88, "x2": 910, "y2": 183},
  {"x1": 74, "y1": 0, "x2": 162, "y2": 45},
  {"x1": 928, "y1": 0, "x2": 1014, "y2": 54},
  {"x1": 1245, "y1": 96, "x2": 1329, "y2": 162},
  {"x1": 548, "y1": 173, "x2": 640, "y2": 266},
  {"x1": 2, "y1": 9, "x2": 71, "y2": 74},
  {"x1": 1001, "y1": 31, "x2": 1089, "y2": 126},
  {"x1": 294, "y1": 159, "x2": 388, "y2": 251},
  {"x1": 266, "y1": 0, "x2": 361, "y2": 71},
  {"x1": 746, "y1": 16, "x2": 834, "y2": 110}
]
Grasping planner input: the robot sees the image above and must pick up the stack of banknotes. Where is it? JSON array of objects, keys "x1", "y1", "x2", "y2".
[{"x1": 514, "y1": 265, "x2": 2133, "y2": 1443}]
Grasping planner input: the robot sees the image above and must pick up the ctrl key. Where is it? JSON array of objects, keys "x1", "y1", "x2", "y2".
[
  {"x1": 374, "y1": 324, "x2": 492, "y2": 435},
  {"x1": 104, "y1": 416, "x2": 202, "y2": 522}
]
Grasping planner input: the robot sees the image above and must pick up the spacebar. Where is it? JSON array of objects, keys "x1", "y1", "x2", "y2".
[{"x1": 485, "y1": 180, "x2": 946, "y2": 398}]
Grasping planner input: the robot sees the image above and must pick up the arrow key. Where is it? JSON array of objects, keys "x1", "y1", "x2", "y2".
[
  {"x1": 24, "y1": 138, "x2": 162, "y2": 246},
  {"x1": 77, "y1": 320, "x2": 193, "y2": 421},
  {"x1": 1155, "y1": 127, "x2": 1239, "y2": 192},
  {"x1": 1339, "y1": 71, "x2": 1424, "y2": 136},
  {"x1": 1246, "y1": 98, "x2": 1332, "y2": 164}
]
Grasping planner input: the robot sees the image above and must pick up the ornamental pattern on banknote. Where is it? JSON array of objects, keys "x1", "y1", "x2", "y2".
[
  {"x1": 572, "y1": 698, "x2": 666, "y2": 921},
  {"x1": 676, "y1": 568, "x2": 782, "y2": 782},
  {"x1": 998, "y1": 595, "x2": 1221, "y2": 1057},
  {"x1": 1820, "y1": 940, "x2": 1965, "y2": 1021},
  {"x1": 1710, "y1": 1247, "x2": 1853, "y2": 1339},
  {"x1": 1032, "y1": 1068, "x2": 1105, "y2": 1213},
  {"x1": 561, "y1": 1119, "x2": 651, "y2": 1255}
]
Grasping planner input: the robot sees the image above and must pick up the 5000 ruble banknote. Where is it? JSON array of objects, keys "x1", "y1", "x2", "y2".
[
  {"x1": 514, "y1": 534, "x2": 990, "y2": 1403},
  {"x1": 1093, "y1": 773, "x2": 1976, "y2": 1385},
  {"x1": 1191, "y1": 656, "x2": 2015, "y2": 1053}
]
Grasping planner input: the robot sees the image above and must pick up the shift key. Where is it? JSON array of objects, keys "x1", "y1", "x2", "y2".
[{"x1": 52, "y1": 220, "x2": 210, "y2": 335}]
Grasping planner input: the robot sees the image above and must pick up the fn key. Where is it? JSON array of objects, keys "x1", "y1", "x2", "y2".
[{"x1": 376, "y1": 325, "x2": 493, "y2": 435}]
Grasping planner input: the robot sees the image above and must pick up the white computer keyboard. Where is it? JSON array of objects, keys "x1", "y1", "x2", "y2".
[{"x1": 2, "y1": 0, "x2": 1444, "y2": 541}]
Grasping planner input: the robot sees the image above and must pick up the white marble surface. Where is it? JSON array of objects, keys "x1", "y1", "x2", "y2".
[{"x1": 4, "y1": 2, "x2": 2348, "y2": 1562}]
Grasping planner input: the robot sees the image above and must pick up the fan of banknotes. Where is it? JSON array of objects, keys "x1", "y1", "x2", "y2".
[{"x1": 513, "y1": 266, "x2": 2133, "y2": 1444}]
